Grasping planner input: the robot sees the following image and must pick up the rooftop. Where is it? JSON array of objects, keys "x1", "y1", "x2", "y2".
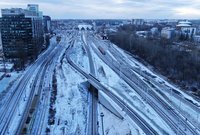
[{"x1": 177, "y1": 21, "x2": 192, "y2": 27}]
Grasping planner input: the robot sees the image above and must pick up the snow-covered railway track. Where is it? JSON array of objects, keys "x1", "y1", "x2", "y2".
[
  {"x1": 90, "y1": 37, "x2": 200, "y2": 135},
  {"x1": 66, "y1": 47, "x2": 157, "y2": 135},
  {"x1": 0, "y1": 42, "x2": 58, "y2": 135},
  {"x1": 81, "y1": 32, "x2": 98, "y2": 135},
  {"x1": 29, "y1": 45, "x2": 63, "y2": 135}
]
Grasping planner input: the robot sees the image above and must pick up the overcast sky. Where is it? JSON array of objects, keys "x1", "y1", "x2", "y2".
[{"x1": 0, "y1": 0, "x2": 200, "y2": 19}]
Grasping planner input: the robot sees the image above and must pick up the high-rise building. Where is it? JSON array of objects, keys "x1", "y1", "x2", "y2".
[
  {"x1": 27, "y1": 4, "x2": 39, "y2": 15},
  {"x1": 43, "y1": 15, "x2": 51, "y2": 34},
  {"x1": 0, "y1": 4, "x2": 44, "y2": 65},
  {"x1": 132, "y1": 19, "x2": 145, "y2": 26},
  {"x1": 43, "y1": 16, "x2": 51, "y2": 47}
]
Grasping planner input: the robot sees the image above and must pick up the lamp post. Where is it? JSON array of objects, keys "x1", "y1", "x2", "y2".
[
  {"x1": 18, "y1": 103, "x2": 21, "y2": 116},
  {"x1": 100, "y1": 112, "x2": 104, "y2": 135}
]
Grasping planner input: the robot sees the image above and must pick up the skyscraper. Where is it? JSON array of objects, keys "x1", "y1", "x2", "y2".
[
  {"x1": 43, "y1": 15, "x2": 51, "y2": 34},
  {"x1": 0, "y1": 4, "x2": 44, "y2": 68}
]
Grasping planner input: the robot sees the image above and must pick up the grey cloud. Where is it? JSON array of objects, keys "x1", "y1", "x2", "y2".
[{"x1": 0, "y1": 0, "x2": 200, "y2": 19}]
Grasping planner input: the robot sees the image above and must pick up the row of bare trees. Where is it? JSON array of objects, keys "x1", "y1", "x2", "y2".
[{"x1": 108, "y1": 25, "x2": 200, "y2": 95}]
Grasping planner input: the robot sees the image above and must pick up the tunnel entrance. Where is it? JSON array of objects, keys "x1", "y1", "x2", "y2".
[{"x1": 89, "y1": 84, "x2": 98, "y2": 98}]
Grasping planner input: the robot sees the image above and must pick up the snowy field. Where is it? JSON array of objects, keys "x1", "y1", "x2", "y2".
[
  {"x1": 49, "y1": 32, "x2": 92, "y2": 135},
  {"x1": 70, "y1": 34, "x2": 90, "y2": 73},
  {"x1": 89, "y1": 47, "x2": 175, "y2": 134},
  {"x1": 112, "y1": 43, "x2": 200, "y2": 129},
  {"x1": 98, "y1": 91, "x2": 144, "y2": 135},
  {"x1": 51, "y1": 58, "x2": 89, "y2": 135},
  {"x1": 0, "y1": 72, "x2": 22, "y2": 93}
]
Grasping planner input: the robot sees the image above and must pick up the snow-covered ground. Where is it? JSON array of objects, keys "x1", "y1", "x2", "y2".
[
  {"x1": 70, "y1": 33, "x2": 90, "y2": 73},
  {"x1": 112, "y1": 43, "x2": 200, "y2": 129},
  {"x1": 52, "y1": 59, "x2": 88, "y2": 135},
  {"x1": 49, "y1": 32, "x2": 95, "y2": 135},
  {"x1": 8, "y1": 70, "x2": 39, "y2": 133},
  {"x1": 98, "y1": 91, "x2": 144, "y2": 135},
  {"x1": 89, "y1": 41, "x2": 175, "y2": 134},
  {"x1": 0, "y1": 71, "x2": 22, "y2": 93}
]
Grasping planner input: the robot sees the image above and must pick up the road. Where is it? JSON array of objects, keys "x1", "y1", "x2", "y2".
[
  {"x1": 87, "y1": 34, "x2": 200, "y2": 135},
  {"x1": 1, "y1": 29, "x2": 199, "y2": 135},
  {"x1": 27, "y1": 32, "x2": 72, "y2": 135},
  {"x1": 0, "y1": 32, "x2": 71, "y2": 135}
]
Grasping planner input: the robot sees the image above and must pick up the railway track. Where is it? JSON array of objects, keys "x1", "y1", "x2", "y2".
[
  {"x1": 81, "y1": 32, "x2": 98, "y2": 135},
  {"x1": 89, "y1": 37, "x2": 199, "y2": 135},
  {"x1": 29, "y1": 45, "x2": 64, "y2": 135},
  {"x1": 20, "y1": 39, "x2": 67, "y2": 135},
  {"x1": 107, "y1": 39, "x2": 200, "y2": 130},
  {"x1": 0, "y1": 41, "x2": 58, "y2": 135},
  {"x1": 66, "y1": 46, "x2": 157, "y2": 135},
  {"x1": 28, "y1": 34, "x2": 72, "y2": 135}
]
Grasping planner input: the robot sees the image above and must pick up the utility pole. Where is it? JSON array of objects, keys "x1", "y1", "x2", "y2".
[
  {"x1": 18, "y1": 103, "x2": 21, "y2": 116},
  {"x1": 24, "y1": 89, "x2": 27, "y2": 101},
  {"x1": 100, "y1": 112, "x2": 104, "y2": 135}
]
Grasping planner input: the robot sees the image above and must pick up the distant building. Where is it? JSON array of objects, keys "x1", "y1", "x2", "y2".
[
  {"x1": 78, "y1": 24, "x2": 93, "y2": 30},
  {"x1": 151, "y1": 27, "x2": 159, "y2": 36},
  {"x1": 43, "y1": 16, "x2": 51, "y2": 48},
  {"x1": 132, "y1": 19, "x2": 145, "y2": 26},
  {"x1": 0, "y1": 31, "x2": 2, "y2": 50},
  {"x1": 0, "y1": 63, "x2": 14, "y2": 72},
  {"x1": 27, "y1": 4, "x2": 39, "y2": 13},
  {"x1": 122, "y1": 20, "x2": 131, "y2": 25},
  {"x1": 0, "y1": 31, "x2": 2, "y2": 57},
  {"x1": 177, "y1": 21, "x2": 192, "y2": 27},
  {"x1": 193, "y1": 35, "x2": 200, "y2": 43},
  {"x1": 0, "y1": 4, "x2": 44, "y2": 64},
  {"x1": 43, "y1": 15, "x2": 51, "y2": 33},
  {"x1": 161, "y1": 27, "x2": 175, "y2": 39},
  {"x1": 136, "y1": 31, "x2": 149, "y2": 38},
  {"x1": 177, "y1": 21, "x2": 196, "y2": 39}
]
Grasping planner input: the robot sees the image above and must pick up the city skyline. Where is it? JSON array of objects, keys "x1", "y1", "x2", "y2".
[
  {"x1": 0, "y1": 1, "x2": 200, "y2": 135},
  {"x1": 0, "y1": 0, "x2": 200, "y2": 19}
]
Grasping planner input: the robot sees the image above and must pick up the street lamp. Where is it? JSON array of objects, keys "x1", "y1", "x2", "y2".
[
  {"x1": 100, "y1": 112, "x2": 104, "y2": 135},
  {"x1": 18, "y1": 104, "x2": 21, "y2": 116}
]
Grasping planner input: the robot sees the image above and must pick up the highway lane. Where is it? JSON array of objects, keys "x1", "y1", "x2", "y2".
[
  {"x1": 16, "y1": 61, "x2": 48, "y2": 135},
  {"x1": 0, "y1": 36, "x2": 61, "y2": 135},
  {"x1": 88, "y1": 35, "x2": 200, "y2": 135},
  {"x1": 17, "y1": 43, "x2": 62, "y2": 135},
  {"x1": 29, "y1": 45, "x2": 64, "y2": 135},
  {"x1": 29, "y1": 60, "x2": 54, "y2": 135},
  {"x1": 66, "y1": 45, "x2": 157, "y2": 135},
  {"x1": 27, "y1": 32, "x2": 72, "y2": 135}
]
